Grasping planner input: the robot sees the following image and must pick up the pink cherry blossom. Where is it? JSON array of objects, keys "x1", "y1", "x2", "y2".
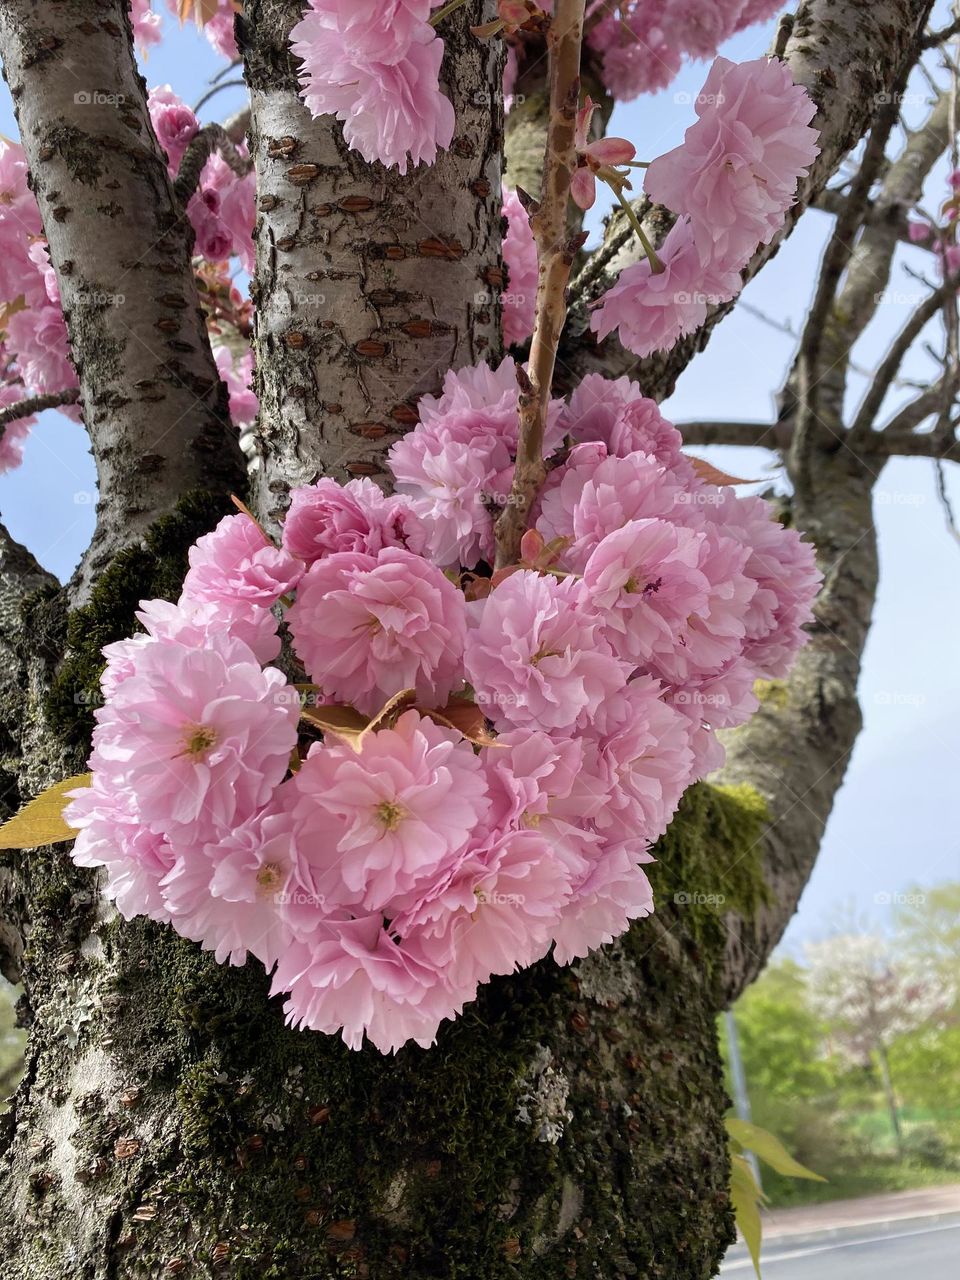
[
  {"x1": 287, "y1": 548, "x2": 467, "y2": 714},
  {"x1": 464, "y1": 571, "x2": 630, "y2": 732},
  {"x1": 588, "y1": 13, "x2": 682, "y2": 101},
  {"x1": 66, "y1": 774, "x2": 176, "y2": 923},
  {"x1": 388, "y1": 417, "x2": 512, "y2": 568},
  {"x1": 590, "y1": 217, "x2": 743, "y2": 359},
  {"x1": 147, "y1": 84, "x2": 199, "y2": 171},
  {"x1": 563, "y1": 372, "x2": 692, "y2": 477},
  {"x1": 395, "y1": 828, "x2": 572, "y2": 988},
  {"x1": 282, "y1": 477, "x2": 425, "y2": 563},
  {"x1": 587, "y1": 676, "x2": 696, "y2": 845},
  {"x1": 552, "y1": 840, "x2": 654, "y2": 966},
  {"x1": 85, "y1": 633, "x2": 299, "y2": 846},
  {"x1": 182, "y1": 513, "x2": 304, "y2": 607},
  {"x1": 135, "y1": 594, "x2": 281, "y2": 666},
  {"x1": 701, "y1": 489, "x2": 821, "y2": 677},
  {"x1": 648, "y1": 528, "x2": 757, "y2": 684},
  {"x1": 0, "y1": 383, "x2": 35, "y2": 473},
  {"x1": 570, "y1": 97, "x2": 636, "y2": 211},
  {"x1": 645, "y1": 57, "x2": 820, "y2": 267},
  {"x1": 583, "y1": 518, "x2": 711, "y2": 666},
  {"x1": 290, "y1": 0, "x2": 454, "y2": 175},
  {"x1": 272, "y1": 917, "x2": 458, "y2": 1053},
  {"x1": 214, "y1": 346, "x2": 258, "y2": 428},
  {"x1": 131, "y1": 0, "x2": 163, "y2": 48},
  {"x1": 501, "y1": 185, "x2": 538, "y2": 346},
  {"x1": 536, "y1": 445, "x2": 685, "y2": 571},
  {"x1": 289, "y1": 710, "x2": 490, "y2": 913},
  {"x1": 161, "y1": 800, "x2": 296, "y2": 968}
]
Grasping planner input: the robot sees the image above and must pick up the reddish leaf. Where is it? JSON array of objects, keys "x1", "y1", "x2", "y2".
[{"x1": 689, "y1": 457, "x2": 757, "y2": 487}]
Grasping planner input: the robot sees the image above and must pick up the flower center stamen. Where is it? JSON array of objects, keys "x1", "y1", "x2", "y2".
[
  {"x1": 375, "y1": 799, "x2": 406, "y2": 831},
  {"x1": 177, "y1": 723, "x2": 218, "y2": 759}
]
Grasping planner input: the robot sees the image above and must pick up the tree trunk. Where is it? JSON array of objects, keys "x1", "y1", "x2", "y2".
[{"x1": 0, "y1": 0, "x2": 941, "y2": 1275}]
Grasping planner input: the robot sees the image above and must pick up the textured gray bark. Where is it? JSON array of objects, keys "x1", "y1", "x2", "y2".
[
  {"x1": 0, "y1": 1, "x2": 951, "y2": 1276},
  {"x1": 0, "y1": 0, "x2": 245, "y2": 594},
  {"x1": 242, "y1": 0, "x2": 505, "y2": 527}
]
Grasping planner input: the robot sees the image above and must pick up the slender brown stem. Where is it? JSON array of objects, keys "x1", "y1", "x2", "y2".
[{"x1": 494, "y1": 0, "x2": 587, "y2": 568}]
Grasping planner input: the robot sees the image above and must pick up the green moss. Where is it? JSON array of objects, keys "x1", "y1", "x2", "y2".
[
  {"x1": 40, "y1": 490, "x2": 234, "y2": 745},
  {"x1": 645, "y1": 782, "x2": 771, "y2": 994},
  {"x1": 92, "y1": 787, "x2": 754, "y2": 1279},
  {"x1": 754, "y1": 679, "x2": 790, "y2": 711}
]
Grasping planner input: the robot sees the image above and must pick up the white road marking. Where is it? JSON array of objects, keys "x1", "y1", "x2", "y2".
[{"x1": 720, "y1": 1219, "x2": 960, "y2": 1272}]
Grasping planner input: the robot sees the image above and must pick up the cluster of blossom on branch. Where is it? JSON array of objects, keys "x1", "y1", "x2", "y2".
[
  {"x1": 132, "y1": 0, "x2": 239, "y2": 59},
  {"x1": 65, "y1": 360, "x2": 820, "y2": 1053},
  {"x1": 579, "y1": 0, "x2": 786, "y2": 101},
  {"x1": 0, "y1": 78, "x2": 256, "y2": 473},
  {"x1": 0, "y1": 141, "x2": 78, "y2": 472},
  {"x1": 590, "y1": 55, "x2": 820, "y2": 357}
]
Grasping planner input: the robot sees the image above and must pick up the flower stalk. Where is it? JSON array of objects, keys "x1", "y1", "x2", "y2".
[{"x1": 495, "y1": 0, "x2": 588, "y2": 568}]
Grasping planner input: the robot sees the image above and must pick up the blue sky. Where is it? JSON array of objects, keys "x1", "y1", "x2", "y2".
[{"x1": 1, "y1": 6, "x2": 957, "y2": 949}]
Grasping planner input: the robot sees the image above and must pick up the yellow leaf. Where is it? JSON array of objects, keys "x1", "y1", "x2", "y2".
[
  {"x1": 689, "y1": 457, "x2": 757, "y2": 487},
  {"x1": 363, "y1": 688, "x2": 418, "y2": 737},
  {"x1": 0, "y1": 293, "x2": 27, "y2": 334},
  {"x1": 301, "y1": 703, "x2": 369, "y2": 745},
  {"x1": 179, "y1": 0, "x2": 220, "y2": 27},
  {"x1": 0, "y1": 774, "x2": 91, "y2": 850},
  {"x1": 726, "y1": 1119, "x2": 827, "y2": 1182},
  {"x1": 730, "y1": 1152, "x2": 765, "y2": 1278}
]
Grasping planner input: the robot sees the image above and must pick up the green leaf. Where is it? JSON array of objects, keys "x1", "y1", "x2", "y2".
[
  {"x1": 730, "y1": 1152, "x2": 766, "y2": 1278},
  {"x1": 0, "y1": 775, "x2": 91, "y2": 850},
  {"x1": 726, "y1": 1118, "x2": 827, "y2": 1181}
]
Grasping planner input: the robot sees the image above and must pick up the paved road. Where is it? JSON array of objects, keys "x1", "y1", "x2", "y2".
[{"x1": 719, "y1": 1213, "x2": 960, "y2": 1279}]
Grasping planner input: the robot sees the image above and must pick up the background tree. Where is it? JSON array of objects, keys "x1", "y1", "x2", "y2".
[
  {"x1": 0, "y1": 2, "x2": 958, "y2": 1277},
  {"x1": 805, "y1": 932, "x2": 951, "y2": 1155}
]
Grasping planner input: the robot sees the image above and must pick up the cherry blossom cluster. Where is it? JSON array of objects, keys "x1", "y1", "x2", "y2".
[
  {"x1": 65, "y1": 359, "x2": 820, "y2": 1053},
  {"x1": 582, "y1": 0, "x2": 786, "y2": 101},
  {"x1": 591, "y1": 56, "x2": 820, "y2": 358},
  {"x1": 0, "y1": 140, "x2": 78, "y2": 473},
  {"x1": 147, "y1": 85, "x2": 255, "y2": 273},
  {"x1": 290, "y1": 0, "x2": 454, "y2": 175},
  {"x1": 132, "y1": 0, "x2": 239, "y2": 59}
]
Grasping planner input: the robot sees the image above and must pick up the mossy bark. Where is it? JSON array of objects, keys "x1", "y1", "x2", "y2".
[{"x1": 0, "y1": 0, "x2": 934, "y2": 1273}]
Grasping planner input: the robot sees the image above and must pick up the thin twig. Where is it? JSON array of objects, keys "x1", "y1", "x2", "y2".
[
  {"x1": 494, "y1": 0, "x2": 587, "y2": 568},
  {"x1": 192, "y1": 79, "x2": 247, "y2": 115},
  {"x1": 850, "y1": 270, "x2": 960, "y2": 438}
]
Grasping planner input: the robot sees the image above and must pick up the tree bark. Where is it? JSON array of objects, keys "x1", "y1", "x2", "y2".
[
  {"x1": 241, "y1": 0, "x2": 504, "y2": 527},
  {"x1": 0, "y1": 0, "x2": 245, "y2": 595},
  {"x1": 0, "y1": 1, "x2": 949, "y2": 1276}
]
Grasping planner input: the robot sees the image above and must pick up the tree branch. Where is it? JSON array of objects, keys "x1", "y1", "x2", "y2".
[
  {"x1": 495, "y1": 0, "x2": 586, "y2": 567},
  {"x1": 0, "y1": 0, "x2": 245, "y2": 597},
  {"x1": 173, "y1": 122, "x2": 252, "y2": 205},
  {"x1": 881, "y1": 425, "x2": 959, "y2": 454},
  {"x1": 850, "y1": 269, "x2": 960, "y2": 440},
  {"x1": 922, "y1": 15, "x2": 960, "y2": 46},
  {"x1": 676, "y1": 420, "x2": 792, "y2": 450},
  {"x1": 562, "y1": 0, "x2": 937, "y2": 398},
  {"x1": 0, "y1": 388, "x2": 79, "y2": 431}
]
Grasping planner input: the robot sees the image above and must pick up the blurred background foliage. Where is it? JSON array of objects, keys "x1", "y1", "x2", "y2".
[{"x1": 721, "y1": 882, "x2": 960, "y2": 1206}]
